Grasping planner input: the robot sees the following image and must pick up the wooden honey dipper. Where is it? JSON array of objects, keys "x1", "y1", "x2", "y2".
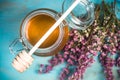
[{"x1": 12, "y1": 0, "x2": 81, "y2": 72}]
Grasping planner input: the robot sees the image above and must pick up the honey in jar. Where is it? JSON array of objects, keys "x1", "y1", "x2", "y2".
[
  {"x1": 20, "y1": 9, "x2": 69, "y2": 56},
  {"x1": 26, "y1": 14, "x2": 60, "y2": 48}
]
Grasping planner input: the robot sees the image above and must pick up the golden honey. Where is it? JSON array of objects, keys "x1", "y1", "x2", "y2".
[
  {"x1": 26, "y1": 14, "x2": 60, "y2": 48},
  {"x1": 20, "y1": 9, "x2": 69, "y2": 56}
]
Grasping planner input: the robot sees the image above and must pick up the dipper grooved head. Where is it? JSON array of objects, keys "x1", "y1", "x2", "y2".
[{"x1": 12, "y1": 50, "x2": 34, "y2": 72}]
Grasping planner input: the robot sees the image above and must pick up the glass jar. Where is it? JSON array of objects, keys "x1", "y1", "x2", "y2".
[
  {"x1": 62, "y1": 0, "x2": 95, "y2": 30},
  {"x1": 9, "y1": 8, "x2": 69, "y2": 56}
]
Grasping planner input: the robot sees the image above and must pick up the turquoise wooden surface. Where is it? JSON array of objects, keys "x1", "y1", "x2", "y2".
[{"x1": 0, "y1": 0, "x2": 120, "y2": 80}]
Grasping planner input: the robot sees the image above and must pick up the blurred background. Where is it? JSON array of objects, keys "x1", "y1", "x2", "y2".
[{"x1": 0, "y1": 0, "x2": 120, "y2": 80}]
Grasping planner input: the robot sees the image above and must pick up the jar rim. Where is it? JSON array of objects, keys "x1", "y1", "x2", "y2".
[{"x1": 20, "y1": 8, "x2": 65, "y2": 54}]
